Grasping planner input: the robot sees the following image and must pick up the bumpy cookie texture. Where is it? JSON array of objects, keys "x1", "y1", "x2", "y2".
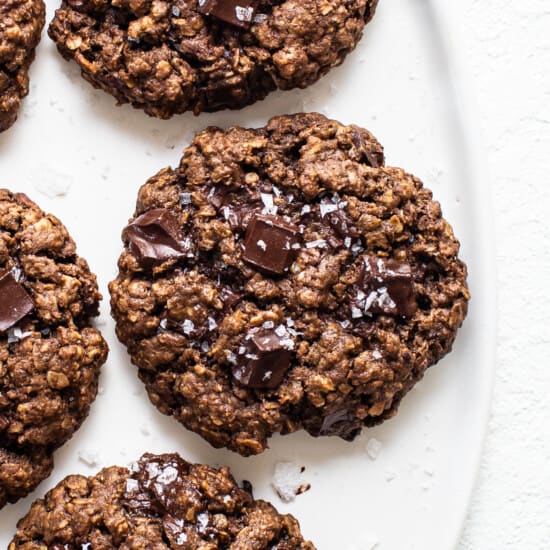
[
  {"x1": 0, "y1": 0, "x2": 45, "y2": 132},
  {"x1": 109, "y1": 113, "x2": 470, "y2": 456},
  {"x1": 48, "y1": 0, "x2": 378, "y2": 118},
  {"x1": 0, "y1": 190, "x2": 108, "y2": 508},
  {"x1": 10, "y1": 452, "x2": 316, "y2": 549}
]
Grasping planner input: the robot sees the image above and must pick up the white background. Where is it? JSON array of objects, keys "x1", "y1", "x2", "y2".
[
  {"x1": 0, "y1": 0, "x2": 548, "y2": 548},
  {"x1": 456, "y1": 1, "x2": 550, "y2": 548}
]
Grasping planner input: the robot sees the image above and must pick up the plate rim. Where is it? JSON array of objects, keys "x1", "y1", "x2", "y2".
[{"x1": 427, "y1": 0, "x2": 497, "y2": 546}]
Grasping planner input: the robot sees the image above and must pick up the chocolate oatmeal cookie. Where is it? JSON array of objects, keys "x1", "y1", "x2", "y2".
[
  {"x1": 0, "y1": 190, "x2": 108, "y2": 508},
  {"x1": 48, "y1": 0, "x2": 378, "y2": 118},
  {"x1": 109, "y1": 113, "x2": 470, "y2": 456},
  {"x1": 9, "y1": 452, "x2": 315, "y2": 549},
  {"x1": 0, "y1": 0, "x2": 45, "y2": 133}
]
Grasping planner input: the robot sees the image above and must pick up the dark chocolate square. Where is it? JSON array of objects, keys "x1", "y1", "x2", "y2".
[
  {"x1": 0, "y1": 271, "x2": 34, "y2": 333},
  {"x1": 197, "y1": 0, "x2": 260, "y2": 29},
  {"x1": 232, "y1": 329, "x2": 292, "y2": 389},
  {"x1": 242, "y1": 214, "x2": 300, "y2": 276}
]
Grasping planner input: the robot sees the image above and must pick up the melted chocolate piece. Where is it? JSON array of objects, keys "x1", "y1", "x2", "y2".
[
  {"x1": 207, "y1": 185, "x2": 232, "y2": 209},
  {"x1": 208, "y1": 186, "x2": 261, "y2": 232},
  {"x1": 242, "y1": 214, "x2": 300, "y2": 276},
  {"x1": 220, "y1": 287, "x2": 242, "y2": 308},
  {"x1": 227, "y1": 204, "x2": 261, "y2": 232},
  {"x1": 350, "y1": 129, "x2": 383, "y2": 167},
  {"x1": 0, "y1": 414, "x2": 9, "y2": 432},
  {"x1": 354, "y1": 256, "x2": 417, "y2": 318},
  {"x1": 123, "y1": 209, "x2": 188, "y2": 268},
  {"x1": 163, "y1": 515, "x2": 187, "y2": 547},
  {"x1": 0, "y1": 271, "x2": 34, "y2": 333},
  {"x1": 318, "y1": 409, "x2": 362, "y2": 441},
  {"x1": 241, "y1": 479, "x2": 254, "y2": 496},
  {"x1": 232, "y1": 328, "x2": 292, "y2": 389},
  {"x1": 197, "y1": 0, "x2": 259, "y2": 29},
  {"x1": 319, "y1": 199, "x2": 359, "y2": 240},
  {"x1": 123, "y1": 454, "x2": 193, "y2": 517}
]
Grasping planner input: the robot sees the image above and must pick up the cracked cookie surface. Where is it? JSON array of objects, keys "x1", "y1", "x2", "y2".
[
  {"x1": 9, "y1": 452, "x2": 315, "y2": 549},
  {"x1": 48, "y1": 0, "x2": 378, "y2": 118},
  {"x1": 109, "y1": 113, "x2": 470, "y2": 456},
  {"x1": 0, "y1": 0, "x2": 45, "y2": 132},
  {"x1": 0, "y1": 190, "x2": 108, "y2": 508}
]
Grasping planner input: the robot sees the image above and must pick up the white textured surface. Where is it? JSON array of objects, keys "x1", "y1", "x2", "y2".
[
  {"x1": 457, "y1": 1, "x2": 550, "y2": 548},
  {"x1": 1, "y1": 0, "x2": 534, "y2": 547}
]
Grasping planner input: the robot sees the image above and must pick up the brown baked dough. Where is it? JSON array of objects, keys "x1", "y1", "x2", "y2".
[
  {"x1": 109, "y1": 113, "x2": 470, "y2": 456},
  {"x1": 48, "y1": 0, "x2": 378, "y2": 118},
  {"x1": 0, "y1": 0, "x2": 45, "y2": 132},
  {"x1": 0, "y1": 190, "x2": 108, "y2": 508},
  {"x1": 9, "y1": 452, "x2": 316, "y2": 549}
]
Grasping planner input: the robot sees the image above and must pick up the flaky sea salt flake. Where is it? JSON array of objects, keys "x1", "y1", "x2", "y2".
[
  {"x1": 78, "y1": 450, "x2": 100, "y2": 467},
  {"x1": 365, "y1": 438, "x2": 382, "y2": 460},
  {"x1": 271, "y1": 462, "x2": 310, "y2": 503}
]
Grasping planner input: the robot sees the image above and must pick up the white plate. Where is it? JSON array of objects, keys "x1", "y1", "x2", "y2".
[{"x1": 0, "y1": 0, "x2": 495, "y2": 547}]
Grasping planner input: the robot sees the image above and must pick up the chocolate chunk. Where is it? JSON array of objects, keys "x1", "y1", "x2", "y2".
[
  {"x1": 208, "y1": 186, "x2": 261, "y2": 231},
  {"x1": 350, "y1": 129, "x2": 384, "y2": 167},
  {"x1": 355, "y1": 256, "x2": 417, "y2": 318},
  {"x1": 123, "y1": 209, "x2": 188, "y2": 268},
  {"x1": 163, "y1": 515, "x2": 187, "y2": 547},
  {"x1": 220, "y1": 287, "x2": 242, "y2": 308},
  {"x1": 242, "y1": 214, "x2": 300, "y2": 276},
  {"x1": 197, "y1": 0, "x2": 259, "y2": 29},
  {"x1": 328, "y1": 211, "x2": 357, "y2": 239},
  {"x1": 232, "y1": 328, "x2": 292, "y2": 389},
  {"x1": 0, "y1": 271, "x2": 34, "y2": 333},
  {"x1": 207, "y1": 185, "x2": 233, "y2": 209},
  {"x1": 0, "y1": 414, "x2": 9, "y2": 431},
  {"x1": 241, "y1": 479, "x2": 254, "y2": 496},
  {"x1": 225, "y1": 204, "x2": 261, "y2": 232},
  {"x1": 318, "y1": 409, "x2": 362, "y2": 441},
  {"x1": 123, "y1": 454, "x2": 193, "y2": 517}
]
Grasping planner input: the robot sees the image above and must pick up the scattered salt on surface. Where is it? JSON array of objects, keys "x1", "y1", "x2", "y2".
[
  {"x1": 384, "y1": 467, "x2": 397, "y2": 482},
  {"x1": 271, "y1": 462, "x2": 310, "y2": 503},
  {"x1": 157, "y1": 465, "x2": 178, "y2": 485},
  {"x1": 125, "y1": 478, "x2": 139, "y2": 493},
  {"x1": 140, "y1": 423, "x2": 151, "y2": 436},
  {"x1": 305, "y1": 239, "x2": 327, "y2": 249},
  {"x1": 78, "y1": 450, "x2": 100, "y2": 467},
  {"x1": 180, "y1": 192, "x2": 192, "y2": 205},
  {"x1": 33, "y1": 167, "x2": 72, "y2": 198},
  {"x1": 365, "y1": 438, "x2": 382, "y2": 460},
  {"x1": 319, "y1": 203, "x2": 338, "y2": 217},
  {"x1": 261, "y1": 193, "x2": 277, "y2": 215}
]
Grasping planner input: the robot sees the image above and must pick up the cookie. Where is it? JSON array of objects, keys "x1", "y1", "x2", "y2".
[
  {"x1": 9, "y1": 452, "x2": 316, "y2": 549},
  {"x1": 109, "y1": 113, "x2": 470, "y2": 456},
  {"x1": 0, "y1": 0, "x2": 45, "y2": 132},
  {"x1": 0, "y1": 190, "x2": 108, "y2": 508},
  {"x1": 48, "y1": 0, "x2": 378, "y2": 118}
]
